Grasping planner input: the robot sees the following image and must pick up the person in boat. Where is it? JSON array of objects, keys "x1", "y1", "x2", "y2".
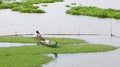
[{"x1": 36, "y1": 31, "x2": 42, "y2": 38}]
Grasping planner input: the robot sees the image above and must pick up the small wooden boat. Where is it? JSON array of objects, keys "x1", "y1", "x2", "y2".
[{"x1": 40, "y1": 40, "x2": 58, "y2": 47}]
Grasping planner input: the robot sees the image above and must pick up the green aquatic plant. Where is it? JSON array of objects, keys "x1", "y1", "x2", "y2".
[
  {"x1": 0, "y1": 0, "x2": 63, "y2": 13},
  {"x1": 71, "y1": 3, "x2": 76, "y2": 5},
  {"x1": 0, "y1": 44, "x2": 116, "y2": 56},
  {"x1": 0, "y1": 44, "x2": 116, "y2": 67},
  {"x1": 0, "y1": 2, "x2": 45, "y2": 13},
  {"x1": 0, "y1": 36, "x2": 117, "y2": 67},
  {"x1": 0, "y1": 36, "x2": 86, "y2": 44},
  {"x1": 0, "y1": 55, "x2": 52, "y2": 67},
  {"x1": 65, "y1": 4, "x2": 70, "y2": 7},
  {"x1": 42, "y1": 4, "x2": 48, "y2": 7},
  {"x1": 12, "y1": 5, "x2": 45, "y2": 13},
  {"x1": 66, "y1": 6, "x2": 120, "y2": 19}
]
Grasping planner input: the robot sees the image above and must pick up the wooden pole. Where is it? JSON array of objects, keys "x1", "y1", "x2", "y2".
[{"x1": 110, "y1": 22, "x2": 113, "y2": 36}]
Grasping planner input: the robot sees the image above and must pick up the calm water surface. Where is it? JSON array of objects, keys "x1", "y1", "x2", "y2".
[
  {"x1": 0, "y1": 42, "x2": 35, "y2": 47},
  {"x1": 43, "y1": 49, "x2": 120, "y2": 67}
]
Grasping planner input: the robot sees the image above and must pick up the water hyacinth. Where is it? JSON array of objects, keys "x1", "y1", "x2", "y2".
[
  {"x1": 12, "y1": 5, "x2": 45, "y2": 13},
  {"x1": 0, "y1": 36, "x2": 117, "y2": 67},
  {"x1": 0, "y1": 0, "x2": 63, "y2": 13},
  {"x1": 0, "y1": 36, "x2": 86, "y2": 44},
  {"x1": 71, "y1": 3, "x2": 76, "y2": 5},
  {"x1": 65, "y1": 4, "x2": 70, "y2": 7},
  {"x1": 0, "y1": 55, "x2": 52, "y2": 67},
  {"x1": 66, "y1": 6, "x2": 120, "y2": 19},
  {"x1": 42, "y1": 4, "x2": 48, "y2": 7}
]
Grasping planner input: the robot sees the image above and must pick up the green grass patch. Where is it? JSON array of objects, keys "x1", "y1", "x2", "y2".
[
  {"x1": 42, "y1": 4, "x2": 48, "y2": 7},
  {"x1": 45, "y1": 37, "x2": 87, "y2": 44},
  {"x1": 0, "y1": 44, "x2": 117, "y2": 56},
  {"x1": 66, "y1": 6, "x2": 120, "y2": 19},
  {"x1": 0, "y1": 36, "x2": 117, "y2": 67},
  {"x1": 0, "y1": 36, "x2": 86, "y2": 44},
  {"x1": 0, "y1": 2, "x2": 45, "y2": 13},
  {"x1": 0, "y1": 55, "x2": 52, "y2": 67},
  {"x1": 0, "y1": 0, "x2": 63, "y2": 13},
  {"x1": 0, "y1": 36, "x2": 39, "y2": 43},
  {"x1": 71, "y1": 3, "x2": 76, "y2": 5},
  {"x1": 65, "y1": 5, "x2": 70, "y2": 7}
]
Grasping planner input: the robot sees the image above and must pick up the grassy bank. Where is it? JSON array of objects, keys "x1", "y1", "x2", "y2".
[
  {"x1": 0, "y1": 0, "x2": 63, "y2": 13},
  {"x1": 66, "y1": 6, "x2": 120, "y2": 19},
  {"x1": 0, "y1": 55, "x2": 52, "y2": 67},
  {"x1": 0, "y1": 44, "x2": 117, "y2": 56},
  {"x1": 0, "y1": 36, "x2": 86, "y2": 44},
  {"x1": 0, "y1": 36, "x2": 117, "y2": 67},
  {"x1": 0, "y1": 36, "x2": 117, "y2": 53}
]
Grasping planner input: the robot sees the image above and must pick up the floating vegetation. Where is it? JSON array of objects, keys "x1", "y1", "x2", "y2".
[
  {"x1": 65, "y1": 4, "x2": 70, "y2": 7},
  {"x1": 0, "y1": 55, "x2": 52, "y2": 67},
  {"x1": 66, "y1": 6, "x2": 120, "y2": 19},
  {"x1": 12, "y1": 5, "x2": 45, "y2": 13},
  {"x1": 71, "y1": 3, "x2": 76, "y2": 5},
  {"x1": 42, "y1": 4, "x2": 48, "y2": 7},
  {"x1": 0, "y1": 0, "x2": 63, "y2": 13},
  {"x1": 0, "y1": 36, "x2": 117, "y2": 66},
  {"x1": 0, "y1": 2, "x2": 45, "y2": 13},
  {"x1": 0, "y1": 36, "x2": 86, "y2": 44},
  {"x1": 0, "y1": 44, "x2": 117, "y2": 67}
]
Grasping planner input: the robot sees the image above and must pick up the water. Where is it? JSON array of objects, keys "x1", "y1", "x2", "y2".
[
  {"x1": 43, "y1": 49, "x2": 120, "y2": 67},
  {"x1": 0, "y1": 42, "x2": 35, "y2": 47},
  {"x1": 42, "y1": 36, "x2": 120, "y2": 67}
]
